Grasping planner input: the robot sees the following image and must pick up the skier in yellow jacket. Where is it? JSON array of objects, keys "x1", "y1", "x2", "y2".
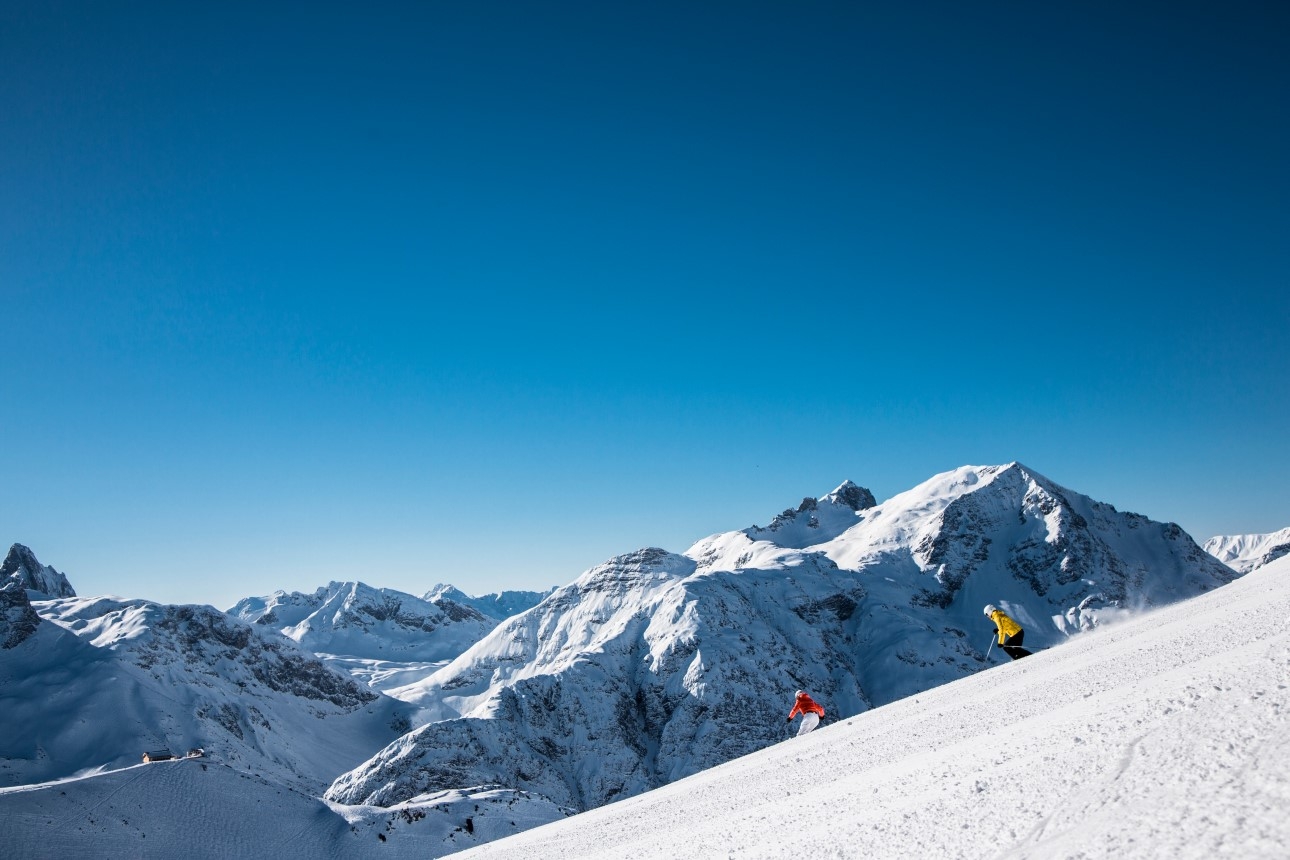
[{"x1": 985, "y1": 604, "x2": 1032, "y2": 660}]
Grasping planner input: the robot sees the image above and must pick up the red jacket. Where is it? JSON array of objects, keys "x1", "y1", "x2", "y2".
[{"x1": 788, "y1": 693, "x2": 824, "y2": 719}]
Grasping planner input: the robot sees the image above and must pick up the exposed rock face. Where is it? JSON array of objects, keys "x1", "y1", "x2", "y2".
[
  {"x1": 148, "y1": 604, "x2": 378, "y2": 709},
  {"x1": 1, "y1": 544, "x2": 76, "y2": 599},
  {"x1": 0, "y1": 582, "x2": 41, "y2": 649},
  {"x1": 326, "y1": 464, "x2": 1236, "y2": 817},
  {"x1": 826, "y1": 480, "x2": 878, "y2": 512}
]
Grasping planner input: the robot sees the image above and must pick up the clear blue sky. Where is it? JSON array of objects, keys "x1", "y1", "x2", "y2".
[{"x1": 3, "y1": 2, "x2": 1287, "y2": 609}]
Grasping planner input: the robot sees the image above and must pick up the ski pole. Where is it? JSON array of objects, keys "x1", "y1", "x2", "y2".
[{"x1": 985, "y1": 636, "x2": 995, "y2": 661}]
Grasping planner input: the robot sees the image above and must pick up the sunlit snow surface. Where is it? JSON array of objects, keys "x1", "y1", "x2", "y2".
[{"x1": 456, "y1": 554, "x2": 1290, "y2": 860}]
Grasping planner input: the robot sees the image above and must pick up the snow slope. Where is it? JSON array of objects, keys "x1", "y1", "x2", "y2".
[
  {"x1": 1, "y1": 592, "x2": 408, "y2": 792},
  {"x1": 0, "y1": 756, "x2": 569, "y2": 860},
  {"x1": 1205, "y1": 527, "x2": 1290, "y2": 574},
  {"x1": 327, "y1": 464, "x2": 1236, "y2": 818},
  {"x1": 457, "y1": 552, "x2": 1290, "y2": 860}
]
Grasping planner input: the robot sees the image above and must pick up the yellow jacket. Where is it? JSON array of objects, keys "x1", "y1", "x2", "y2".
[{"x1": 988, "y1": 608, "x2": 1022, "y2": 643}]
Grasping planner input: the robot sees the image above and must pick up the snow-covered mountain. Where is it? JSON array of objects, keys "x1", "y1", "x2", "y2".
[
  {"x1": 3, "y1": 473, "x2": 1269, "y2": 859},
  {"x1": 325, "y1": 464, "x2": 1236, "y2": 820},
  {"x1": 229, "y1": 581, "x2": 496, "y2": 663},
  {"x1": 452, "y1": 550, "x2": 1290, "y2": 860},
  {"x1": 423, "y1": 584, "x2": 554, "y2": 622},
  {"x1": 0, "y1": 582, "x2": 43, "y2": 649},
  {"x1": 741, "y1": 478, "x2": 877, "y2": 548},
  {"x1": 1, "y1": 587, "x2": 410, "y2": 793},
  {"x1": 1204, "y1": 526, "x2": 1290, "y2": 574},
  {"x1": 2, "y1": 543, "x2": 75, "y2": 598}
]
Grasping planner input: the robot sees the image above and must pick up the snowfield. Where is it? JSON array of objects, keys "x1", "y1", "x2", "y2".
[
  {"x1": 457, "y1": 553, "x2": 1290, "y2": 859},
  {"x1": 0, "y1": 757, "x2": 569, "y2": 859}
]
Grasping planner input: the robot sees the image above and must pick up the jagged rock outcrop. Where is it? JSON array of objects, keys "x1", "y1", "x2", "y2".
[
  {"x1": 1, "y1": 544, "x2": 75, "y2": 598},
  {"x1": 0, "y1": 582, "x2": 41, "y2": 648}
]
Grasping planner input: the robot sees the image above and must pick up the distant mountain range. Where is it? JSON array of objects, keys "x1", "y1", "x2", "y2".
[
  {"x1": 3, "y1": 463, "x2": 1276, "y2": 857},
  {"x1": 422, "y1": 583, "x2": 555, "y2": 621},
  {"x1": 1203, "y1": 527, "x2": 1290, "y2": 574},
  {"x1": 227, "y1": 581, "x2": 499, "y2": 663}
]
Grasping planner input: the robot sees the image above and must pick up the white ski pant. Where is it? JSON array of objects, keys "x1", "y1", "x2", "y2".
[{"x1": 796, "y1": 712, "x2": 820, "y2": 736}]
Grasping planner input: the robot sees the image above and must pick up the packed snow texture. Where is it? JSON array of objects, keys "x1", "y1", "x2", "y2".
[
  {"x1": 456, "y1": 552, "x2": 1290, "y2": 859},
  {"x1": 327, "y1": 464, "x2": 1235, "y2": 815},
  {"x1": 1205, "y1": 527, "x2": 1290, "y2": 573}
]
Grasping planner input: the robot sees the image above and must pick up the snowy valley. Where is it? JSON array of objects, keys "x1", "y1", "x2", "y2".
[{"x1": 2, "y1": 463, "x2": 1286, "y2": 858}]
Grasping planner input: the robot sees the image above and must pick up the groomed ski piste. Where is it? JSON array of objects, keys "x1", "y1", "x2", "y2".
[
  {"x1": 2, "y1": 555, "x2": 1286, "y2": 858},
  {"x1": 457, "y1": 553, "x2": 1290, "y2": 860}
]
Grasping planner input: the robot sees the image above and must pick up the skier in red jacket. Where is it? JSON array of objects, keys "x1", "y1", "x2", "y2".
[{"x1": 787, "y1": 690, "x2": 825, "y2": 736}]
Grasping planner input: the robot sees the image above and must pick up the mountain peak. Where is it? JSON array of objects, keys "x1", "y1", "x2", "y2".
[
  {"x1": 1, "y1": 544, "x2": 76, "y2": 599},
  {"x1": 823, "y1": 480, "x2": 878, "y2": 512},
  {"x1": 740, "y1": 481, "x2": 876, "y2": 549}
]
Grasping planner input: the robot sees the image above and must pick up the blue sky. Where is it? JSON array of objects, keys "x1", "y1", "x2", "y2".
[{"x1": 3, "y1": 2, "x2": 1287, "y2": 608}]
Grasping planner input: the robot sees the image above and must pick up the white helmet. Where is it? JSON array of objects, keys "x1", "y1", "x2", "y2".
[
  {"x1": 983, "y1": 604, "x2": 997, "y2": 617},
  {"x1": 795, "y1": 690, "x2": 805, "y2": 698}
]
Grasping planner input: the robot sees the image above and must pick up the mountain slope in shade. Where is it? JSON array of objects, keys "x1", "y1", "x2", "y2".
[
  {"x1": 1, "y1": 544, "x2": 75, "y2": 599},
  {"x1": 0, "y1": 757, "x2": 570, "y2": 860},
  {"x1": 452, "y1": 551, "x2": 1290, "y2": 860},
  {"x1": 228, "y1": 581, "x2": 496, "y2": 663},
  {"x1": 1, "y1": 593, "x2": 408, "y2": 793},
  {"x1": 1204, "y1": 526, "x2": 1290, "y2": 573},
  {"x1": 326, "y1": 464, "x2": 1236, "y2": 818}
]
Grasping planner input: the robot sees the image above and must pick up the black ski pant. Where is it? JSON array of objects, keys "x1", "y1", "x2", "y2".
[{"x1": 1001, "y1": 630, "x2": 1032, "y2": 660}]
